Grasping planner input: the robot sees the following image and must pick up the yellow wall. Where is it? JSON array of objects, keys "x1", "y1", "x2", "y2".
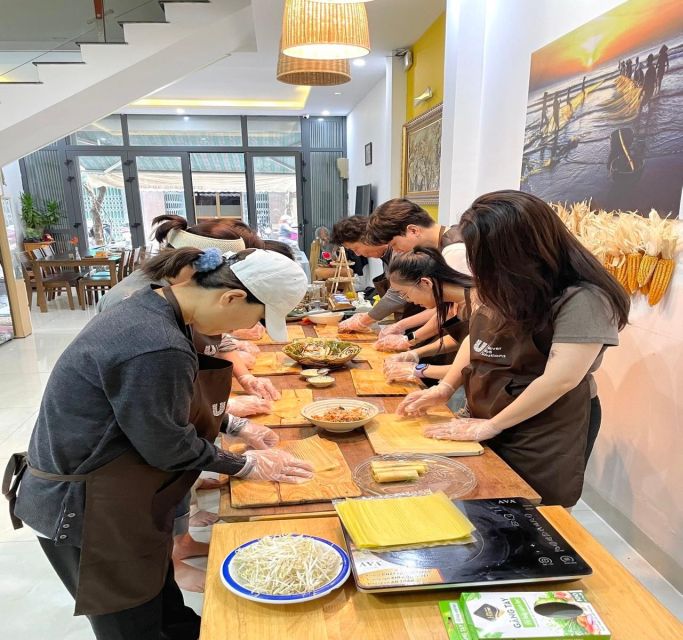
[{"x1": 405, "y1": 13, "x2": 445, "y2": 220}]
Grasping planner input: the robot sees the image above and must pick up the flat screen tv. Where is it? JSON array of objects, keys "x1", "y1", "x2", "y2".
[{"x1": 355, "y1": 184, "x2": 372, "y2": 216}]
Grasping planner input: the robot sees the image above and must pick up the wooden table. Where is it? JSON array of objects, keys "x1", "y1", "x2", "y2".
[
  {"x1": 219, "y1": 325, "x2": 540, "y2": 520},
  {"x1": 200, "y1": 510, "x2": 683, "y2": 639},
  {"x1": 31, "y1": 252, "x2": 121, "y2": 313}
]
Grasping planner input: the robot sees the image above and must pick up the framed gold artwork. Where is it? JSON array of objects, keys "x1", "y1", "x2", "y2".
[{"x1": 401, "y1": 103, "x2": 442, "y2": 206}]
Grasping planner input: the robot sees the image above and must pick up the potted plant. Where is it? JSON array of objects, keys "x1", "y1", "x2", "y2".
[{"x1": 20, "y1": 193, "x2": 44, "y2": 242}]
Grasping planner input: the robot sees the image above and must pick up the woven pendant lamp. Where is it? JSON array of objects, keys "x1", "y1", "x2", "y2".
[
  {"x1": 277, "y1": 51, "x2": 351, "y2": 86},
  {"x1": 281, "y1": 0, "x2": 370, "y2": 60},
  {"x1": 309, "y1": 1, "x2": 374, "y2": 3}
]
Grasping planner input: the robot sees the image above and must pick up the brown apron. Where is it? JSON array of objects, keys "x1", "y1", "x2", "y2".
[
  {"x1": 439, "y1": 224, "x2": 462, "y2": 251},
  {"x1": 441, "y1": 288, "x2": 472, "y2": 345},
  {"x1": 3, "y1": 286, "x2": 232, "y2": 616},
  {"x1": 461, "y1": 304, "x2": 590, "y2": 507}
]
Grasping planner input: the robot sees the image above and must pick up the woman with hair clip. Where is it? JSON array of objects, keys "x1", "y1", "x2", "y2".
[
  {"x1": 6, "y1": 248, "x2": 311, "y2": 639},
  {"x1": 98, "y1": 247, "x2": 278, "y2": 592},
  {"x1": 383, "y1": 248, "x2": 473, "y2": 385},
  {"x1": 397, "y1": 191, "x2": 630, "y2": 508}
]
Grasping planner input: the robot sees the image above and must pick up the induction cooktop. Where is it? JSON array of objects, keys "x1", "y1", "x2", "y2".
[{"x1": 341, "y1": 497, "x2": 592, "y2": 593}]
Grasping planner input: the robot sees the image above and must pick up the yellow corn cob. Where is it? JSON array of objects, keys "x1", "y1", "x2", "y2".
[
  {"x1": 647, "y1": 258, "x2": 675, "y2": 306},
  {"x1": 637, "y1": 254, "x2": 658, "y2": 287},
  {"x1": 615, "y1": 259, "x2": 629, "y2": 289},
  {"x1": 626, "y1": 253, "x2": 642, "y2": 294},
  {"x1": 640, "y1": 282, "x2": 650, "y2": 295}
]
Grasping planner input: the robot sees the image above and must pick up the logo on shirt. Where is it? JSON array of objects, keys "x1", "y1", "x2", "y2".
[
  {"x1": 473, "y1": 339, "x2": 507, "y2": 359},
  {"x1": 204, "y1": 345, "x2": 218, "y2": 356},
  {"x1": 212, "y1": 401, "x2": 227, "y2": 417}
]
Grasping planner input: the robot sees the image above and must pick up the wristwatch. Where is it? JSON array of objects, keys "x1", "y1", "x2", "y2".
[
  {"x1": 404, "y1": 330, "x2": 416, "y2": 344},
  {"x1": 414, "y1": 363, "x2": 429, "y2": 379}
]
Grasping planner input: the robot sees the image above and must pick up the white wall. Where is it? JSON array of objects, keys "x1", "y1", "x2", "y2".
[
  {"x1": 1, "y1": 161, "x2": 25, "y2": 246},
  {"x1": 347, "y1": 78, "x2": 388, "y2": 215},
  {"x1": 441, "y1": 0, "x2": 683, "y2": 588}
]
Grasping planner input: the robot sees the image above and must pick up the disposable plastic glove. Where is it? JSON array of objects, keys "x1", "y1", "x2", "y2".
[
  {"x1": 238, "y1": 351, "x2": 257, "y2": 370},
  {"x1": 386, "y1": 350, "x2": 419, "y2": 364},
  {"x1": 238, "y1": 374, "x2": 281, "y2": 401},
  {"x1": 378, "y1": 323, "x2": 406, "y2": 339},
  {"x1": 242, "y1": 449, "x2": 314, "y2": 483},
  {"x1": 424, "y1": 418, "x2": 502, "y2": 442},
  {"x1": 384, "y1": 361, "x2": 418, "y2": 383},
  {"x1": 231, "y1": 324, "x2": 265, "y2": 341},
  {"x1": 233, "y1": 340, "x2": 261, "y2": 355},
  {"x1": 338, "y1": 313, "x2": 374, "y2": 333},
  {"x1": 397, "y1": 382, "x2": 455, "y2": 417},
  {"x1": 227, "y1": 395, "x2": 273, "y2": 418},
  {"x1": 238, "y1": 422, "x2": 280, "y2": 449},
  {"x1": 374, "y1": 334, "x2": 410, "y2": 352}
]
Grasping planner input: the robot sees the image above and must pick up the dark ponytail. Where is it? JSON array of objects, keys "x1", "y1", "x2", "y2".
[
  {"x1": 152, "y1": 215, "x2": 188, "y2": 244},
  {"x1": 142, "y1": 247, "x2": 202, "y2": 280},
  {"x1": 388, "y1": 247, "x2": 473, "y2": 338}
]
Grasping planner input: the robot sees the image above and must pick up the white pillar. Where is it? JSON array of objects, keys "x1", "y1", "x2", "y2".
[{"x1": 383, "y1": 55, "x2": 407, "y2": 202}]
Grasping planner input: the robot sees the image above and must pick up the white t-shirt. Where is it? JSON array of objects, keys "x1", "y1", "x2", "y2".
[{"x1": 442, "y1": 242, "x2": 471, "y2": 275}]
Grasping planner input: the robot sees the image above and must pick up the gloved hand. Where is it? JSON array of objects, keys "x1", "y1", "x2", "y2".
[
  {"x1": 227, "y1": 395, "x2": 273, "y2": 418},
  {"x1": 338, "y1": 313, "x2": 374, "y2": 333},
  {"x1": 242, "y1": 449, "x2": 314, "y2": 483},
  {"x1": 238, "y1": 422, "x2": 280, "y2": 449},
  {"x1": 424, "y1": 418, "x2": 502, "y2": 442},
  {"x1": 386, "y1": 350, "x2": 419, "y2": 364},
  {"x1": 233, "y1": 340, "x2": 261, "y2": 355},
  {"x1": 238, "y1": 374, "x2": 281, "y2": 401},
  {"x1": 384, "y1": 360, "x2": 418, "y2": 383},
  {"x1": 378, "y1": 323, "x2": 406, "y2": 339},
  {"x1": 374, "y1": 334, "x2": 410, "y2": 352},
  {"x1": 231, "y1": 323, "x2": 265, "y2": 341},
  {"x1": 397, "y1": 382, "x2": 455, "y2": 417},
  {"x1": 238, "y1": 351, "x2": 257, "y2": 370}
]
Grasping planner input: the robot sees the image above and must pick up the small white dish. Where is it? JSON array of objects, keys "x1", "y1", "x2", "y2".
[
  {"x1": 308, "y1": 375, "x2": 335, "y2": 388},
  {"x1": 308, "y1": 312, "x2": 345, "y2": 326}
]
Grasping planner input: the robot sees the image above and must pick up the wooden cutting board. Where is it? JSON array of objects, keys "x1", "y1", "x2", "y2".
[
  {"x1": 353, "y1": 346, "x2": 386, "y2": 369},
  {"x1": 230, "y1": 437, "x2": 361, "y2": 507},
  {"x1": 364, "y1": 407, "x2": 484, "y2": 457},
  {"x1": 314, "y1": 324, "x2": 378, "y2": 342},
  {"x1": 350, "y1": 368, "x2": 421, "y2": 396},
  {"x1": 251, "y1": 389, "x2": 313, "y2": 427},
  {"x1": 252, "y1": 325, "x2": 306, "y2": 345},
  {"x1": 250, "y1": 352, "x2": 300, "y2": 376}
]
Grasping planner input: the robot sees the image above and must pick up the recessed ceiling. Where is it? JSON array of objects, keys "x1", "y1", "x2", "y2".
[{"x1": 126, "y1": 0, "x2": 445, "y2": 116}]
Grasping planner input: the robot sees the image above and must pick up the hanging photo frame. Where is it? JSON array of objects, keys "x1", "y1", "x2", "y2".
[{"x1": 401, "y1": 103, "x2": 442, "y2": 206}]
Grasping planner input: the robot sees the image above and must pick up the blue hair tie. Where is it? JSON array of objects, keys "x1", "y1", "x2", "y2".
[{"x1": 194, "y1": 248, "x2": 225, "y2": 273}]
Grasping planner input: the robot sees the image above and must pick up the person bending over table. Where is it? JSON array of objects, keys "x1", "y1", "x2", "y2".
[
  {"x1": 7, "y1": 248, "x2": 312, "y2": 640},
  {"x1": 396, "y1": 191, "x2": 629, "y2": 507}
]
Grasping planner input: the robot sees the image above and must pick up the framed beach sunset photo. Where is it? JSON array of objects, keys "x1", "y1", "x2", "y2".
[{"x1": 520, "y1": 0, "x2": 683, "y2": 215}]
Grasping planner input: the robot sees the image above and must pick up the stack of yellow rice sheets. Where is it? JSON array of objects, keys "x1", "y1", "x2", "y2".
[{"x1": 335, "y1": 491, "x2": 475, "y2": 550}]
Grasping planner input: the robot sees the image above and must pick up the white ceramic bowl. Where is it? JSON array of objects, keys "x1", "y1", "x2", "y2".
[
  {"x1": 301, "y1": 398, "x2": 379, "y2": 432},
  {"x1": 308, "y1": 312, "x2": 345, "y2": 326}
]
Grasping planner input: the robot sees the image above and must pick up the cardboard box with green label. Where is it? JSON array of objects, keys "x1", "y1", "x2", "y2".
[{"x1": 439, "y1": 591, "x2": 610, "y2": 640}]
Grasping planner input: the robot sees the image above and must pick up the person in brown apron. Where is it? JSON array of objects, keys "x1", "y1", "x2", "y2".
[
  {"x1": 396, "y1": 191, "x2": 630, "y2": 507},
  {"x1": 3, "y1": 248, "x2": 312, "y2": 640}
]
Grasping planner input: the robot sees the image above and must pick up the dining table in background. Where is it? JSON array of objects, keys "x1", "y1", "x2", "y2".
[{"x1": 30, "y1": 252, "x2": 121, "y2": 313}]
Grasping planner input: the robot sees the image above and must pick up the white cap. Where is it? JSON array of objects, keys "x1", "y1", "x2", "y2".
[
  {"x1": 168, "y1": 228, "x2": 246, "y2": 253},
  {"x1": 229, "y1": 249, "x2": 308, "y2": 342}
]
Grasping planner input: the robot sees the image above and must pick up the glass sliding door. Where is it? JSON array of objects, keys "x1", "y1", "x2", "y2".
[
  {"x1": 74, "y1": 155, "x2": 132, "y2": 250},
  {"x1": 134, "y1": 155, "x2": 188, "y2": 242},
  {"x1": 190, "y1": 153, "x2": 248, "y2": 224},
  {"x1": 250, "y1": 154, "x2": 301, "y2": 250}
]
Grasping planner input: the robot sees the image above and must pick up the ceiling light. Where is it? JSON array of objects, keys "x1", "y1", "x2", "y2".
[
  {"x1": 281, "y1": 0, "x2": 370, "y2": 60},
  {"x1": 276, "y1": 50, "x2": 350, "y2": 86},
  {"x1": 131, "y1": 89, "x2": 311, "y2": 110},
  {"x1": 352, "y1": 58, "x2": 366, "y2": 68},
  {"x1": 334, "y1": 91, "x2": 342, "y2": 95},
  {"x1": 322, "y1": 110, "x2": 330, "y2": 116},
  {"x1": 318, "y1": 117, "x2": 325, "y2": 122},
  {"x1": 176, "y1": 108, "x2": 185, "y2": 114}
]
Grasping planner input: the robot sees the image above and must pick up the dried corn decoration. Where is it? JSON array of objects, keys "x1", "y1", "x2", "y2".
[
  {"x1": 552, "y1": 203, "x2": 679, "y2": 305},
  {"x1": 648, "y1": 237, "x2": 677, "y2": 306}
]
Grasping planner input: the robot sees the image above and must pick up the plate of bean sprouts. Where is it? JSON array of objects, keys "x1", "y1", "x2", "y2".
[{"x1": 221, "y1": 534, "x2": 350, "y2": 604}]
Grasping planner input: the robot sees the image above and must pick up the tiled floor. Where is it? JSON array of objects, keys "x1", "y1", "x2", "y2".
[{"x1": 0, "y1": 301, "x2": 681, "y2": 638}]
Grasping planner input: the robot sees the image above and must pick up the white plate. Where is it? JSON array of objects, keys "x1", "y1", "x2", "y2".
[
  {"x1": 301, "y1": 398, "x2": 380, "y2": 432},
  {"x1": 221, "y1": 535, "x2": 350, "y2": 604}
]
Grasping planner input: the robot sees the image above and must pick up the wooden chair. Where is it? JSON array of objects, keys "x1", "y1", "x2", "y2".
[
  {"x1": 20, "y1": 251, "x2": 80, "y2": 310},
  {"x1": 78, "y1": 249, "x2": 129, "y2": 310},
  {"x1": 125, "y1": 247, "x2": 141, "y2": 277}
]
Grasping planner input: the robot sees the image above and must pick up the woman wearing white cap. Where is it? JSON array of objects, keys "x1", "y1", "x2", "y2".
[{"x1": 7, "y1": 248, "x2": 311, "y2": 640}]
